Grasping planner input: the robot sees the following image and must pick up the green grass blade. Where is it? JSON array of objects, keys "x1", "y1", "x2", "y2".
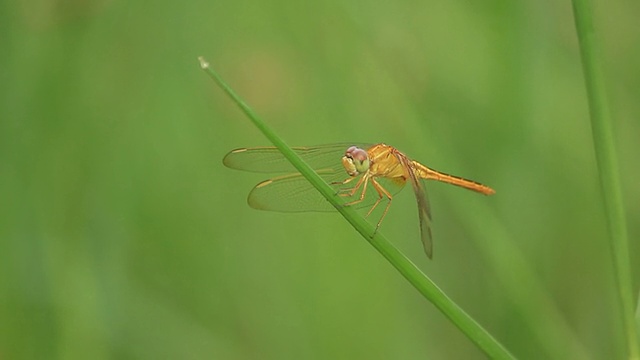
[
  {"x1": 199, "y1": 57, "x2": 515, "y2": 359},
  {"x1": 571, "y1": 2, "x2": 640, "y2": 358}
]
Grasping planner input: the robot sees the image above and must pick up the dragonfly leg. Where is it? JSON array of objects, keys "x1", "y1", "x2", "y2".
[
  {"x1": 370, "y1": 178, "x2": 393, "y2": 232},
  {"x1": 331, "y1": 176, "x2": 358, "y2": 186},
  {"x1": 343, "y1": 175, "x2": 370, "y2": 207},
  {"x1": 332, "y1": 176, "x2": 360, "y2": 196},
  {"x1": 365, "y1": 182, "x2": 384, "y2": 217},
  {"x1": 338, "y1": 175, "x2": 366, "y2": 198},
  {"x1": 336, "y1": 184, "x2": 357, "y2": 195}
]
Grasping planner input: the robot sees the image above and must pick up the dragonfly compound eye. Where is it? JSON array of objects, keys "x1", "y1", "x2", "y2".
[{"x1": 350, "y1": 148, "x2": 370, "y2": 173}]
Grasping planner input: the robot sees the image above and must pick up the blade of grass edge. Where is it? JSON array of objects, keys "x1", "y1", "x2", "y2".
[
  {"x1": 198, "y1": 57, "x2": 515, "y2": 359},
  {"x1": 571, "y1": 2, "x2": 640, "y2": 359}
]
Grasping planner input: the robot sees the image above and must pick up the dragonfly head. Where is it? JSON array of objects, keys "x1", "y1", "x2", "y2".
[{"x1": 342, "y1": 146, "x2": 370, "y2": 176}]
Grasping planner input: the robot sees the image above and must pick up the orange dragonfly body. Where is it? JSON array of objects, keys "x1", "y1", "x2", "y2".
[{"x1": 223, "y1": 143, "x2": 495, "y2": 258}]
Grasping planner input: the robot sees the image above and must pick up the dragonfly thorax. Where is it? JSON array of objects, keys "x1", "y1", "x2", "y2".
[{"x1": 342, "y1": 146, "x2": 370, "y2": 176}]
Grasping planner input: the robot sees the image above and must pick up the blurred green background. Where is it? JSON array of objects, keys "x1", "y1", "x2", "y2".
[{"x1": 1, "y1": 0, "x2": 639, "y2": 359}]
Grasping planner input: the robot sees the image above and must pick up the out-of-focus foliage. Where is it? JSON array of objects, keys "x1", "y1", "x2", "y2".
[{"x1": 1, "y1": 1, "x2": 638, "y2": 359}]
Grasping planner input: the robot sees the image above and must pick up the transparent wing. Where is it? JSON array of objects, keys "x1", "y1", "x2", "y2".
[
  {"x1": 223, "y1": 143, "x2": 371, "y2": 173},
  {"x1": 398, "y1": 153, "x2": 433, "y2": 258},
  {"x1": 248, "y1": 169, "x2": 344, "y2": 212},
  {"x1": 248, "y1": 169, "x2": 406, "y2": 212}
]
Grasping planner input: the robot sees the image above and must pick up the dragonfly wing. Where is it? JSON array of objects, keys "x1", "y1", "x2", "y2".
[
  {"x1": 223, "y1": 143, "x2": 371, "y2": 173},
  {"x1": 248, "y1": 169, "x2": 345, "y2": 212},
  {"x1": 398, "y1": 154, "x2": 433, "y2": 258}
]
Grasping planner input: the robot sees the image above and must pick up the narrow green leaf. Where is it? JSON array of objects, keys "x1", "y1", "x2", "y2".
[
  {"x1": 571, "y1": 2, "x2": 640, "y2": 358},
  {"x1": 199, "y1": 57, "x2": 515, "y2": 359}
]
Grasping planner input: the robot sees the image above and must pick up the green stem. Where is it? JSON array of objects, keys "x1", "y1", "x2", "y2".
[
  {"x1": 571, "y1": 2, "x2": 640, "y2": 359},
  {"x1": 199, "y1": 57, "x2": 515, "y2": 359}
]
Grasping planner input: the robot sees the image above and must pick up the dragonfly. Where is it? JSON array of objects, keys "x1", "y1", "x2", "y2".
[{"x1": 223, "y1": 143, "x2": 495, "y2": 259}]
